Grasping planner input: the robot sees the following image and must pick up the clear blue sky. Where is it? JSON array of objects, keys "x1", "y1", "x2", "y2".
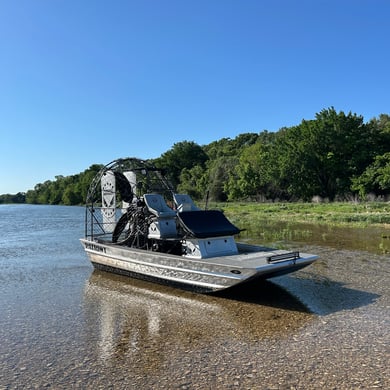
[{"x1": 1, "y1": 0, "x2": 389, "y2": 194}]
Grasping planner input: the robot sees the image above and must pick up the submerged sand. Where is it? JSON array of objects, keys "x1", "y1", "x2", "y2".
[{"x1": 0, "y1": 245, "x2": 389, "y2": 389}]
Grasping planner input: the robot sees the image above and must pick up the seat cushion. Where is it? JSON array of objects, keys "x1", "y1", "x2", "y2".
[{"x1": 177, "y1": 210, "x2": 241, "y2": 238}]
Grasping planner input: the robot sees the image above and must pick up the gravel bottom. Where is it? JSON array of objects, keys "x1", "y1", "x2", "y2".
[{"x1": 0, "y1": 246, "x2": 389, "y2": 389}]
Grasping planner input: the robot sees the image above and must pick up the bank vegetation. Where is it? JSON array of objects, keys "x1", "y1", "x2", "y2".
[{"x1": 1, "y1": 108, "x2": 389, "y2": 208}]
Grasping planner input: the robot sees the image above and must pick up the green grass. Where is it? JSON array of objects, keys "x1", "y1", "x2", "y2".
[{"x1": 202, "y1": 201, "x2": 390, "y2": 228}]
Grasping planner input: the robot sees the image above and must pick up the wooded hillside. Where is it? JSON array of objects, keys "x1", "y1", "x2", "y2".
[{"x1": 2, "y1": 108, "x2": 389, "y2": 205}]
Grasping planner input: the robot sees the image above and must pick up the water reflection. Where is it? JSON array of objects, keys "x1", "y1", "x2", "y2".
[
  {"x1": 83, "y1": 271, "x2": 314, "y2": 369},
  {"x1": 241, "y1": 220, "x2": 390, "y2": 255}
]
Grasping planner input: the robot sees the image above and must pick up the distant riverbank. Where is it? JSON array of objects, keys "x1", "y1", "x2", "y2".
[{"x1": 2, "y1": 200, "x2": 389, "y2": 228}]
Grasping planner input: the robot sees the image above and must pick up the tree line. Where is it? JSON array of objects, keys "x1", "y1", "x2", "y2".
[
  {"x1": 1, "y1": 108, "x2": 389, "y2": 205},
  {"x1": 156, "y1": 108, "x2": 390, "y2": 202}
]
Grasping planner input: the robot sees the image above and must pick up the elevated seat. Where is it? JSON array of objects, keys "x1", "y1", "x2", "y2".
[
  {"x1": 143, "y1": 194, "x2": 176, "y2": 218},
  {"x1": 177, "y1": 210, "x2": 241, "y2": 238},
  {"x1": 143, "y1": 193, "x2": 177, "y2": 239},
  {"x1": 173, "y1": 193, "x2": 200, "y2": 212}
]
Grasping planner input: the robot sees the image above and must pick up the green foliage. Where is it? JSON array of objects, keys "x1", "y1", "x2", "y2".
[
  {"x1": 225, "y1": 134, "x2": 283, "y2": 200},
  {"x1": 206, "y1": 156, "x2": 238, "y2": 201},
  {"x1": 204, "y1": 133, "x2": 259, "y2": 160},
  {"x1": 154, "y1": 141, "x2": 208, "y2": 187},
  {"x1": 24, "y1": 164, "x2": 102, "y2": 205},
  {"x1": 0, "y1": 192, "x2": 26, "y2": 204},
  {"x1": 199, "y1": 133, "x2": 263, "y2": 201},
  {"x1": 351, "y1": 152, "x2": 390, "y2": 198},
  {"x1": 226, "y1": 143, "x2": 264, "y2": 200},
  {"x1": 177, "y1": 165, "x2": 207, "y2": 200},
  {"x1": 275, "y1": 108, "x2": 366, "y2": 200},
  {"x1": 2, "y1": 108, "x2": 389, "y2": 205}
]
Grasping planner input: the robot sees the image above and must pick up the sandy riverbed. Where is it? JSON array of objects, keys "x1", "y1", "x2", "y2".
[{"x1": 0, "y1": 244, "x2": 389, "y2": 389}]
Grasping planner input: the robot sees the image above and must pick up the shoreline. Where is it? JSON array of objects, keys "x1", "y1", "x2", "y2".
[
  {"x1": 2, "y1": 201, "x2": 390, "y2": 228},
  {"x1": 215, "y1": 201, "x2": 390, "y2": 228}
]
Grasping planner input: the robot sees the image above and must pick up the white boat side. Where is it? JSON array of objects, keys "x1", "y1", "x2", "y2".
[{"x1": 80, "y1": 238, "x2": 318, "y2": 293}]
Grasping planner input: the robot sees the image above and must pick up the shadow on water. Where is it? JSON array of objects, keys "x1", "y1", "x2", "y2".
[
  {"x1": 214, "y1": 279, "x2": 311, "y2": 313},
  {"x1": 273, "y1": 273, "x2": 381, "y2": 316}
]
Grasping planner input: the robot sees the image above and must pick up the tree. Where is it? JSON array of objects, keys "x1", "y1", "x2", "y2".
[
  {"x1": 25, "y1": 189, "x2": 38, "y2": 204},
  {"x1": 24, "y1": 164, "x2": 103, "y2": 205},
  {"x1": 7, "y1": 109, "x2": 390, "y2": 205},
  {"x1": 62, "y1": 185, "x2": 83, "y2": 205},
  {"x1": 225, "y1": 132, "x2": 281, "y2": 200},
  {"x1": 177, "y1": 165, "x2": 208, "y2": 200},
  {"x1": 275, "y1": 108, "x2": 379, "y2": 200},
  {"x1": 226, "y1": 143, "x2": 263, "y2": 199},
  {"x1": 0, "y1": 192, "x2": 26, "y2": 204},
  {"x1": 351, "y1": 152, "x2": 390, "y2": 198},
  {"x1": 203, "y1": 133, "x2": 259, "y2": 160},
  {"x1": 206, "y1": 156, "x2": 238, "y2": 201},
  {"x1": 154, "y1": 141, "x2": 208, "y2": 187}
]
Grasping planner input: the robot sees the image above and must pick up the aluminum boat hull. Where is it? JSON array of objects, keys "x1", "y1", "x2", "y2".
[{"x1": 80, "y1": 238, "x2": 318, "y2": 293}]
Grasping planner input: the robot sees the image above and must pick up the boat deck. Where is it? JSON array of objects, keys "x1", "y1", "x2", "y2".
[{"x1": 198, "y1": 242, "x2": 305, "y2": 268}]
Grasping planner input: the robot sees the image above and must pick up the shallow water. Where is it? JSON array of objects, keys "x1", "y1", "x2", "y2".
[
  {"x1": 240, "y1": 219, "x2": 390, "y2": 255},
  {"x1": 0, "y1": 205, "x2": 389, "y2": 388}
]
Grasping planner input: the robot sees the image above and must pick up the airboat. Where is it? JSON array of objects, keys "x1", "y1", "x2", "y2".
[{"x1": 80, "y1": 158, "x2": 318, "y2": 293}]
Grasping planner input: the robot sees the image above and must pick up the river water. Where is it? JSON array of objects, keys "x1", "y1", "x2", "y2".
[{"x1": 0, "y1": 204, "x2": 389, "y2": 389}]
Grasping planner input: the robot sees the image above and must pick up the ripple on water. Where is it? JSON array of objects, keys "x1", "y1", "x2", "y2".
[{"x1": 0, "y1": 205, "x2": 389, "y2": 388}]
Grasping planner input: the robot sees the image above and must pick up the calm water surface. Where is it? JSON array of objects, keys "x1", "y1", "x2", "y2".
[{"x1": 0, "y1": 204, "x2": 389, "y2": 389}]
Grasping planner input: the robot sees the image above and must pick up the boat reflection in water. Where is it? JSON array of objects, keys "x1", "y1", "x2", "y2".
[{"x1": 83, "y1": 271, "x2": 313, "y2": 369}]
